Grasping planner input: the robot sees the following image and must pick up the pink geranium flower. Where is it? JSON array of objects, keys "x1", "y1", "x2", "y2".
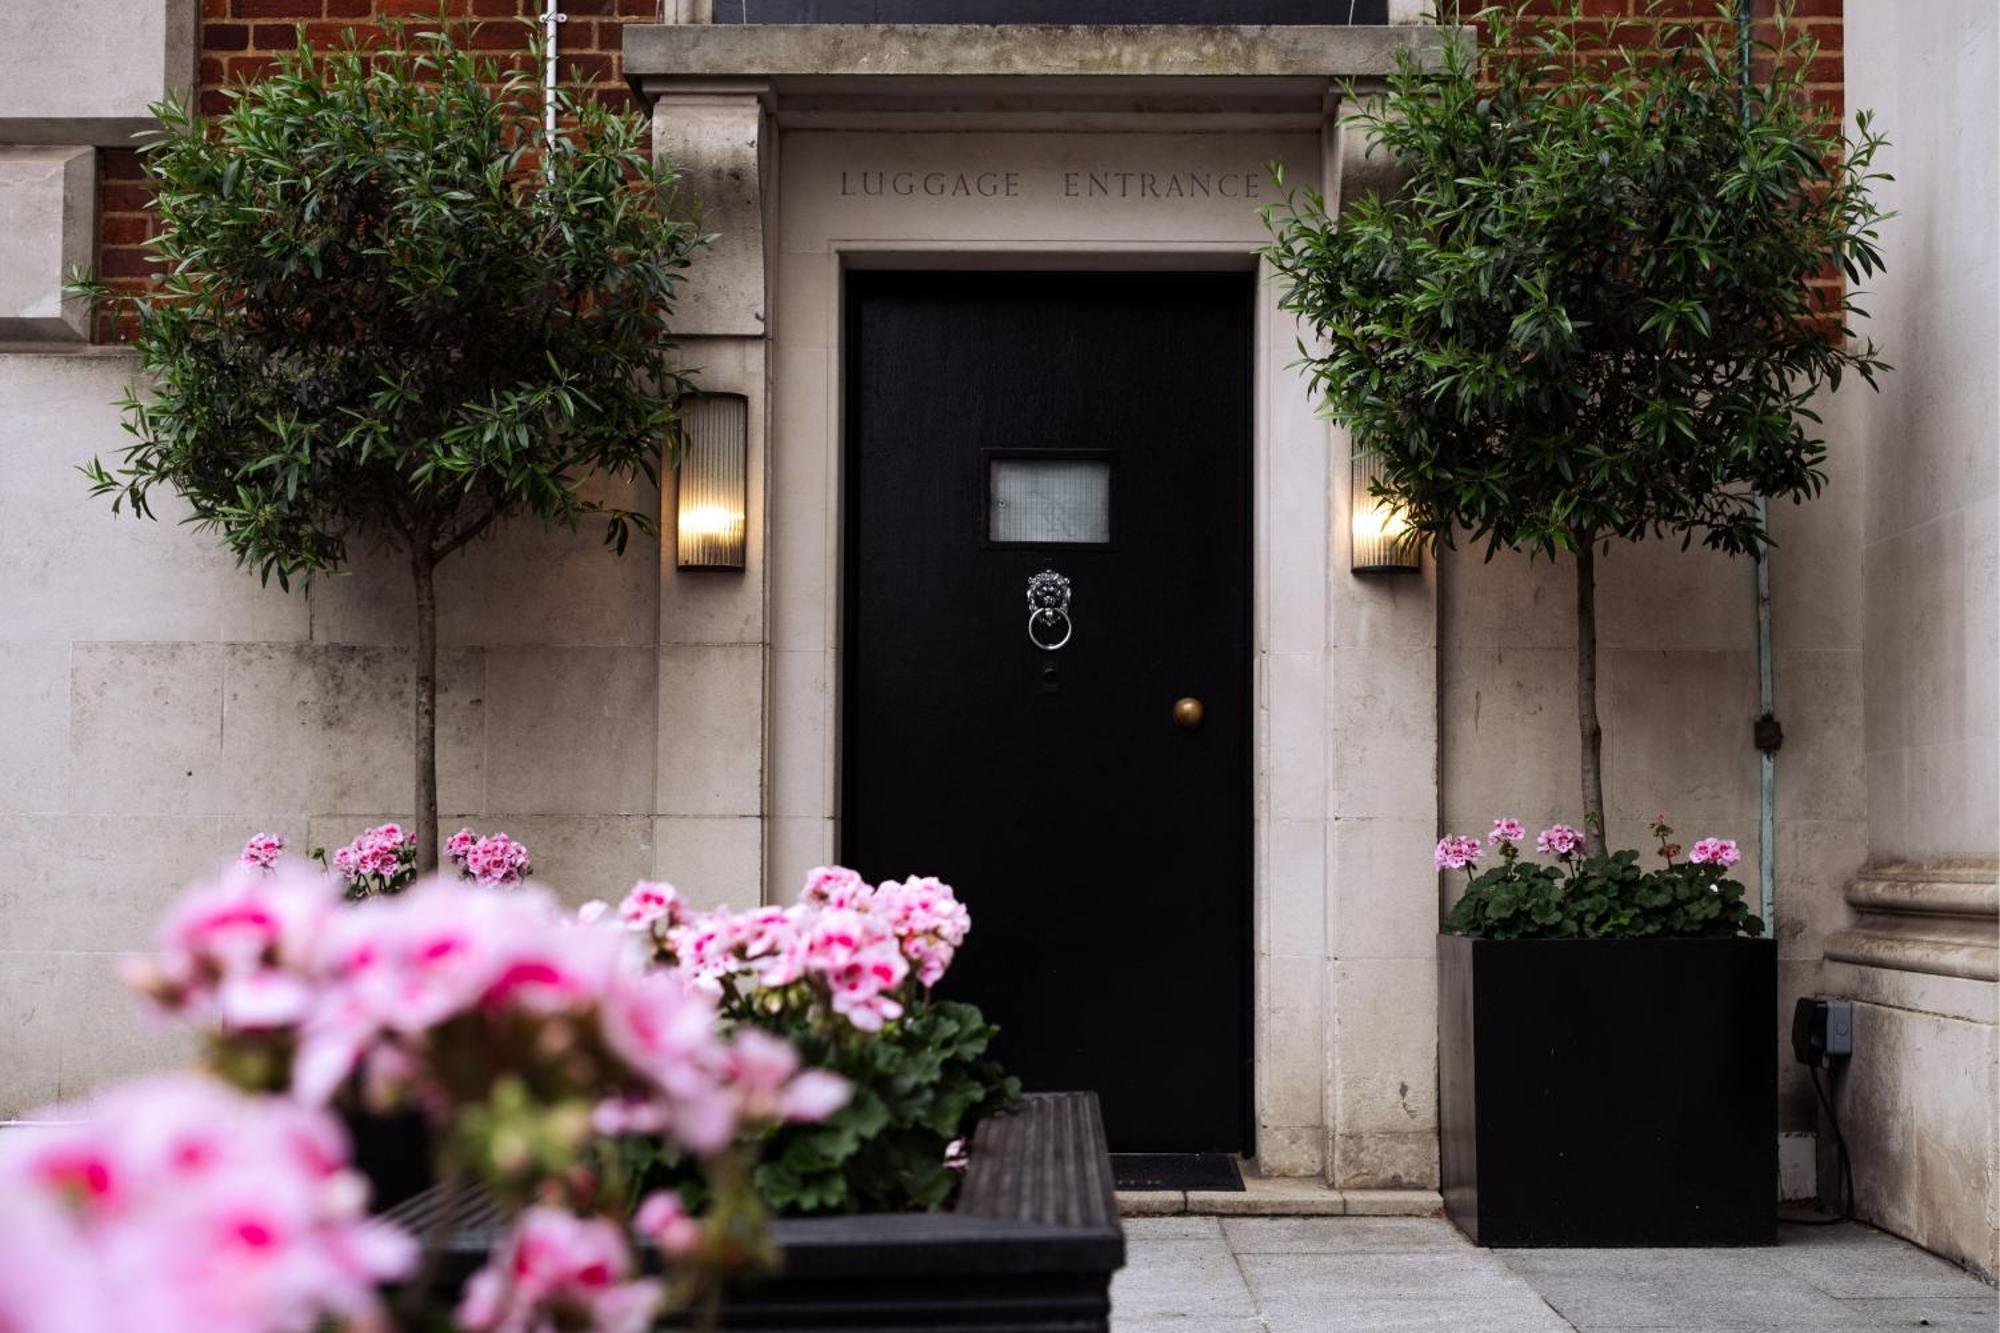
[
  {"x1": 1688, "y1": 837, "x2": 1741, "y2": 868},
  {"x1": 616, "y1": 880, "x2": 686, "y2": 933},
  {"x1": 638, "y1": 865, "x2": 978, "y2": 1034},
  {"x1": 1487, "y1": 818, "x2": 1525, "y2": 846},
  {"x1": 296, "y1": 880, "x2": 623, "y2": 1105},
  {"x1": 723, "y1": 1029, "x2": 852, "y2": 1124},
  {"x1": 445, "y1": 827, "x2": 479, "y2": 863},
  {"x1": 596, "y1": 968, "x2": 739, "y2": 1155},
  {"x1": 122, "y1": 862, "x2": 340, "y2": 1033},
  {"x1": 454, "y1": 831, "x2": 532, "y2": 890},
  {"x1": 456, "y1": 1207, "x2": 661, "y2": 1333},
  {"x1": 0, "y1": 1074, "x2": 415, "y2": 1333},
  {"x1": 1535, "y1": 824, "x2": 1584, "y2": 857},
  {"x1": 799, "y1": 865, "x2": 873, "y2": 911},
  {"x1": 1434, "y1": 835, "x2": 1483, "y2": 871},
  {"x1": 238, "y1": 833, "x2": 286, "y2": 871},
  {"x1": 328, "y1": 823, "x2": 418, "y2": 898},
  {"x1": 873, "y1": 876, "x2": 972, "y2": 988},
  {"x1": 634, "y1": 1191, "x2": 703, "y2": 1259}
]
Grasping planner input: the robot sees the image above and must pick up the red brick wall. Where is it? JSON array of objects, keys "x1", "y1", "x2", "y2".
[
  {"x1": 1453, "y1": 0, "x2": 1846, "y2": 332},
  {"x1": 1458, "y1": 2, "x2": 1842, "y2": 115},
  {"x1": 94, "y1": 0, "x2": 659, "y2": 338},
  {"x1": 93, "y1": 2, "x2": 1844, "y2": 340}
]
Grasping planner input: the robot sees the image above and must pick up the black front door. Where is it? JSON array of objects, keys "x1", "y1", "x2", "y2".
[{"x1": 841, "y1": 270, "x2": 1253, "y2": 1153}]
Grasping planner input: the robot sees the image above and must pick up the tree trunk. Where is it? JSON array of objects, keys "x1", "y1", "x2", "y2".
[
  {"x1": 411, "y1": 550, "x2": 440, "y2": 875},
  {"x1": 1575, "y1": 536, "x2": 1607, "y2": 857}
]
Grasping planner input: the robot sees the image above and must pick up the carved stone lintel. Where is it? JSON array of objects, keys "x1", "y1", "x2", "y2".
[
  {"x1": 1824, "y1": 864, "x2": 2000, "y2": 984},
  {"x1": 624, "y1": 24, "x2": 1461, "y2": 83}
]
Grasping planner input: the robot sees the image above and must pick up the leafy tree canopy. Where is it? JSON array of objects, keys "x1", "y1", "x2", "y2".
[
  {"x1": 1264, "y1": 0, "x2": 1890, "y2": 563},
  {"x1": 79, "y1": 21, "x2": 704, "y2": 588}
]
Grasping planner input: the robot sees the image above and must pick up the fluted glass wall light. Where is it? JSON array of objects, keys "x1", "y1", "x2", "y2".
[
  {"x1": 676, "y1": 393, "x2": 748, "y2": 570},
  {"x1": 1351, "y1": 448, "x2": 1421, "y2": 574}
]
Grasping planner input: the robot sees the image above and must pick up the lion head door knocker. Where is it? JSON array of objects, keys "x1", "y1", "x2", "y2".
[{"x1": 1026, "y1": 570, "x2": 1073, "y2": 651}]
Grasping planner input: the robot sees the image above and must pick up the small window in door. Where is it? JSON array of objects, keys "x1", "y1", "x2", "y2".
[{"x1": 988, "y1": 456, "x2": 1112, "y2": 545}]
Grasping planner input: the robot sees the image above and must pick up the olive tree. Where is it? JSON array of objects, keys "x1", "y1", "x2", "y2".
[
  {"x1": 78, "y1": 22, "x2": 703, "y2": 870},
  {"x1": 1263, "y1": 1, "x2": 1889, "y2": 853}
]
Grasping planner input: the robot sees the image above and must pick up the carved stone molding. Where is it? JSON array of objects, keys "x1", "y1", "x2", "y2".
[
  {"x1": 648, "y1": 85, "x2": 771, "y2": 338},
  {"x1": 0, "y1": 146, "x2": 96, "y2": 343},
  {"x1": 1825, "y1": 864, "x2": 2000, "y2": 985}
]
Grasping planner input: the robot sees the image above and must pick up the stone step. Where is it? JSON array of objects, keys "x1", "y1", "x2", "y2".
[{"x1": 1118, "y1": 1178, "x2": 1443, "y2": 1218}]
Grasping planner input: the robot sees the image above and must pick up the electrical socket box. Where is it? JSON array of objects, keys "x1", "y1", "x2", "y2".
[{"x1": 1790, "y1": 997, "x2": 1854, "y2": 1067}]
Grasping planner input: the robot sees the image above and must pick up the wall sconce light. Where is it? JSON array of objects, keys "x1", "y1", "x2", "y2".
[
  {"x1": 676, "y1": 393, "x2": 748, "y2": 571},
  {"x1": 1351, "y1": 448, "x2": 1421, "y2": 574}
]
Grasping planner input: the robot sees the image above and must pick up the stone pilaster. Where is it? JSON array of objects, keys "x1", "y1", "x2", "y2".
[{"x1": 647, "y1": 84, "x2": 776, "y2": 909}]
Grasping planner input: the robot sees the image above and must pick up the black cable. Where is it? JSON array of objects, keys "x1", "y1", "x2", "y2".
[{"x1": 1778, "y1": 1064, "x2": 1855, "y2": 1226}]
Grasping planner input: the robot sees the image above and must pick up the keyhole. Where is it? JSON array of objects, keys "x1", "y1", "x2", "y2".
[{"x1": 1041, "y1": 657, "x2": 1061, "y2": 694}]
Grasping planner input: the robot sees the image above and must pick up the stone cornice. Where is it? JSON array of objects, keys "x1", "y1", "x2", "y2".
[
  {"x1": 1825, "y1": 864, "x2": 2000, "y2": 985},
  {"x1": 625, "y1": 23, "x2": 1464, "y2": 93}
]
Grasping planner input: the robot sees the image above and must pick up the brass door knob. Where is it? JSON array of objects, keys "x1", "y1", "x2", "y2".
[{"x1": 1173, "y1": 696, "x2": 1205, "y2": 731}]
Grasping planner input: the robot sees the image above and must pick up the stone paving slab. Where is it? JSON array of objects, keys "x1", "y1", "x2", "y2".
[
  {"x1": 1222, "y1": 1216, "x2": 1471, "y2": 1254},
  {"x1": 1113, "y1": 1233, "x2": 1257, "y2": 1322},
  {"x1": 1496, "y1": 1247, "x2": 1871, "y2": 1328},
  {"x1": 1260, "y1": 1299, "x2": 1574, "y2": 1333},
  {"x1": 1111, "y1": 1218, "x2": 1998, "y2": 1332}
]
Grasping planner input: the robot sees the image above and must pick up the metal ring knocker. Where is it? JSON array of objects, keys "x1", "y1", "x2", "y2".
[{"x1": 1026, "y1": 570, "x2": 1073, "y2": 651}]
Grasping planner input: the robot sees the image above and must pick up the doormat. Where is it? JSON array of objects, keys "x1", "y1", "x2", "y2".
[{"x1": 1111, "y1": 1154, "x2": 1245, "y2": 1192}]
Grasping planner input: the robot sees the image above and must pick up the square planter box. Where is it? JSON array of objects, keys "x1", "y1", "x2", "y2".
[
  {"x1": 1439, "y1": 933, "x2": 1776, "y2": 1247},
  {"x1": 389, "y1": 1091, "x2": 1126, "y2": 1331}
]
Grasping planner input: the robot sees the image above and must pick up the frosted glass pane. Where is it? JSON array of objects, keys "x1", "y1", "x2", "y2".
[{"x1": 989, "y1": 459, "x2": 1111, "y2": 544}]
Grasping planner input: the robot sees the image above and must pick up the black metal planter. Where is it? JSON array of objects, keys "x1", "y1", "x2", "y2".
[
  {"x1": 1438, "y1": 933, "x2": 1776, "y2": 1247},
  {"x1": 388, "y1": 1091, "x2": 1125, "y2": 1331}
]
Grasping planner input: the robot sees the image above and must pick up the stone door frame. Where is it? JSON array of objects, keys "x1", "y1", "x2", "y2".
[{"x1": 631, "y1": 22, "x2": 1455, "y2": 1188}]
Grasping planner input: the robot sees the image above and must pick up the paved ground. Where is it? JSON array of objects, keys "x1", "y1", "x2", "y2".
[{"x1": 1111, "y1": 1216, "x2": 1998, "y2": 1332}]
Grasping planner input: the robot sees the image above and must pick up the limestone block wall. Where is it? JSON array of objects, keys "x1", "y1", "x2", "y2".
[{"x1": 0, "y1": 350, "x2": 744, "y2": 1118}]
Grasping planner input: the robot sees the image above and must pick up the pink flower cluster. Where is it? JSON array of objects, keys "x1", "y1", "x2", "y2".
[
  {"x1": 611, "y1": 866, "x2": 973, "y2": 1033},
  {"x1": 613, "y1": 880, "x2": 683, "y2": 932},
  {"x1": 447, "y1": 828, "x2": 533, "y2": 890},
  {"x1": 122, "y1": 862, "x2": 334, "y2": 1032},
  {"x1": 238, "y1": 833, "x2": 286, "y2": 871},
  {"x1": 1688, "y1": 837, "x2": 1741, "y2": 868},
  {"x1": 330, "y1": 824, "x2": 417, "y2": 898},
  {"x1": 456, "y1": 1206, "x2": 659, "y2": 1333},
  {"x1": 1440, "y1": 820, "x2": 1745, "y2": 872},
  {"x1": 452, "y1": 1190, "x2": 710, "y2": 1333},
  {"x1": 125, "y1": 869, "x2": 848, "y2": 1157},
  {"x1": 1434, "y1": 835, "x2": 1483, "y2": 871},
  {"x1": 1536, "y1": 823, "x2": 1584, "y2": 857},
  {"x1": 0, "y1": 1073, "x2": 414, "y2": 1333}
]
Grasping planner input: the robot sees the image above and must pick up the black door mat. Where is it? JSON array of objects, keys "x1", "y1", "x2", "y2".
[{"x1": 1111, "y1": 1153, "x2": 1245, "y2": 1192}]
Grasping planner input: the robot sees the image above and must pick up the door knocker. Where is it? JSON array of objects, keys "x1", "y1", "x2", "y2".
[{"x1": 1026, "y1": 570, "x2": 1073, "y2": 651}]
